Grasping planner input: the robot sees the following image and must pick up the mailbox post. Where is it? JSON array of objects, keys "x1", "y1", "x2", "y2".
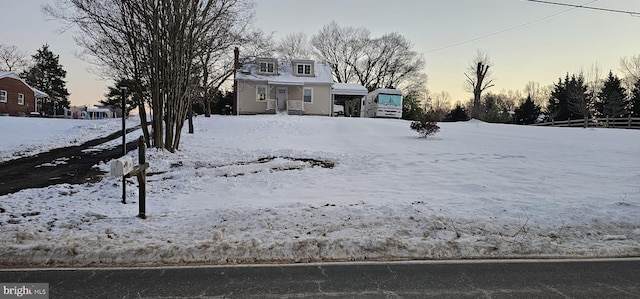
[
  {"x1": 120, "y1": 87, "x2": 128, "y2": 203},
  {"x1": 110, "y1": 136, "x2": 149, "y2": 218}
]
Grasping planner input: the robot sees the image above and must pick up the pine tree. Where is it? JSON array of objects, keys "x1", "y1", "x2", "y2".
[
  {"x1": 402, "y1": 92, "x2": 425, "y2": 121},
  {"x1": 101, "y1": 78, "x2": 142, "y2": 116},
  {"x1": 22, "y1": 44, "x2": 70, "y2": 115},
  {"x1": 631, "y1": 79, "x2": 640, "y2": 117},
  {"x1": 547, "y1": 76, "x2": 569, "y2": 121},
  {"x1": 514, "y1": 95, "x2": 542, "y2": 125},
  {"x1": 446, "y1": 103, "x2": 469, "y2": 121},
  {"x1": 596, "y1": 71, "x2": 628, "y2": 118},
  {"x1": 565, "y1": 74, "x2": 590, "y2": 120}
]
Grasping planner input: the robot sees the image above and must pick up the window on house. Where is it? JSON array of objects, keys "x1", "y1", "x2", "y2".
[
  {"x1": 259, "y1": 62, "x2": 275, "y2": 73},
  {"x1": 303, "y1": 88, "x2": 313, "y2": 103},
  {"x1": 256, "y1": 85, "x2": 267, "y2": 101},
  {"x1": 18, "y1": 93, "x2": 24, "y2": 105},
  {"x1": 296, "y1": 64, "x2": 312, "y2": 75},
  {"x1": 0, "y1": 90, "x2": 6, "y2": 102}
]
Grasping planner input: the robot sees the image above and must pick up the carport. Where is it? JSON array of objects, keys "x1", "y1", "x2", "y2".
[{"x1": 331, "y1": 83, "x2": 368, "y2": 117}]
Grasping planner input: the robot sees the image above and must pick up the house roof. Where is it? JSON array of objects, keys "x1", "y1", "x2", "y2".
[
  {"x1": 0, "y1": 71, "x2": 21, "y2": 81},
  {"x1": 0, "y1": 71, "x2": 49, "y2": 98},
  {"x1": 236, "y1": 59, "x2": 334, "y2": 85},
  {"x1": 332, "y1": 83, "x2": 368, "y2": 96}
]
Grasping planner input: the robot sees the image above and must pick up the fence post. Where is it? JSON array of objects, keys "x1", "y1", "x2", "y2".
[{"x1": 552, "y1": 119, "x2": 555, "y2": 126}]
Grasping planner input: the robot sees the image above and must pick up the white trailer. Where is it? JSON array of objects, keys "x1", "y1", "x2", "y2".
[{"x1": 361, "y1": 88, "x2": 403, "y2": 118}]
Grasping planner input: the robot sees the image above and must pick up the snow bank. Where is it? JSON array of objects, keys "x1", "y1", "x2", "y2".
[{"x1": 1, "y1": 115, "x2": 639, "y2": 267}]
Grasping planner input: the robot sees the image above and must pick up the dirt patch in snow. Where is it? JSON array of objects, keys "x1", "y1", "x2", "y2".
[{"x1": 0, "y1": 126, "x2": 142, "y2": 196}]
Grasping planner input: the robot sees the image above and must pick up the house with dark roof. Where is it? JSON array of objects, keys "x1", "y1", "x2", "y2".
[{"x1": 0, "y1": 71, "x2": 48, "y2": 116}]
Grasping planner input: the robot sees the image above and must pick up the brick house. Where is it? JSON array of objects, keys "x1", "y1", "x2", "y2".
[{"x1": 0, "y1": 71, "x2": 48, "y2": 116}]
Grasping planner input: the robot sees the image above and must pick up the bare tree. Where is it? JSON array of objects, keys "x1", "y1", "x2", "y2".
[
  {"x1": 311, "y1": 21, "x2": 369, "y2": 84},
  {"x1": 523, "y1": 81, "x2": 552, "y2": 109},
  {"x1": 618, "y1": 55, "x2": 640, "y2": 99},
  {"x1": 353, "y1": 32, "x2": 425, "y2": 91},
  {"x1": 0, "y1": 44, "x2": 29, "y2": 73},
  {"x1": 427, "y1": 91, "x2": 451, "y2": 121},
  {"x1": 45, "y1": 0, "x2": 257, "y2": 152},
  {"x1": 311, "y1": 22, "x2": 425, "y2": 92},
  {"x1": 464, "y1": 50, "x2": 494, "y2": 119},
  {"x1": 275, "y1": 32, "x2": 311, "y2": 61},
  {"x1": 583, "y1": 62, "x2": 603, "y2": 116},
  {"x1": 620, "y1": 54, "x2": 640, "y2": 81}
]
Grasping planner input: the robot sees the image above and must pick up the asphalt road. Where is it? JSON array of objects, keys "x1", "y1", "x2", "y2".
[{"x1": 2, "y1": 259, "x2": 639, "y2": 298}]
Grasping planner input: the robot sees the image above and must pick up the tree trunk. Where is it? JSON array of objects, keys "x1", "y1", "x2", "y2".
[{"x1": 188, "y1": 100, "x2": 194, "y2": 134}]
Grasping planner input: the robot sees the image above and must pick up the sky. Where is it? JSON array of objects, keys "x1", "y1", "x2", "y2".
[{"x1": 1, "y1": 0, "x2": 639, "y2": 107}]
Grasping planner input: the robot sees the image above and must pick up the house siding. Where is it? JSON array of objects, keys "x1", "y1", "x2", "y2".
[
  {"x1": 236, "y1": 81, "x2": 268, "y2": 114},
  {"x1": 236, "y1": 81, "x2": 332, "y2": 115},
  {"x1": 0, "y1": 77, "x2": 36, "y2": 116},
  {"x1": 302, "y1": 84, "x2": 332, "y2": 116}
]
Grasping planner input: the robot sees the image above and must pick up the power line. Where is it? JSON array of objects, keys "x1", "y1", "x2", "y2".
[
  {"x1": 423, "y1": 0, "x2": 598, "y2": 54},
  {"x1": 526, "y1": 0, "x2": 640, "y2": 16}
]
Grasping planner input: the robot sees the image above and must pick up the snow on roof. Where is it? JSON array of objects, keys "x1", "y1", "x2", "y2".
[
  {"x1": 0, "y1": 71, "x2": 49, "y2": 98},
  {"x1": 87, "y1": 107, "x2": 112, "y2": 112},
  {"x1": 332, "y1": 83, "x2": 368, "y2": 95},
  {"x1": 372, "y1": 88, "x2": 402, "y2": 95},
  {"x1": 0, "y1": 71, "x2": 21, "y2": 81},
  {"x1": 33, "y1": 88, "x2": 48, "y2": 98},
  {"x1": 236, "y1": 59, "x2": 334, "y2": 85}
]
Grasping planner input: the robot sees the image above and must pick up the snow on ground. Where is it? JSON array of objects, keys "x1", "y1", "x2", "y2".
[
  {"x1": 0, "y1": 117, "x2": 141, "y2": 162},
  {"x1": 1, "y1": 115, "x2": 639, "y2": 267}
]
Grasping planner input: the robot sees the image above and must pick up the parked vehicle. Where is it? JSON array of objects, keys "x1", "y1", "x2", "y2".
[{"x1": 362, "y1": 88, "x2": 402, "y2": 118}]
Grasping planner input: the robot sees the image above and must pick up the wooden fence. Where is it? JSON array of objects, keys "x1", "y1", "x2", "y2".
[{"x1": 534, "y1": 116, "x2": 640, "y2": 129}]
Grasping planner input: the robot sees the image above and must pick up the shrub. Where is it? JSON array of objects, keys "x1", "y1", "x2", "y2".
[{"x1": 410, "y1": 119, "x2": 440, "y2": 138}]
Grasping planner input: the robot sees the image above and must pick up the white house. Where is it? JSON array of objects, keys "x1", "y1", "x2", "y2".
[{"x1": 234, "y1": 58, "x2": 335, "y2": 116}]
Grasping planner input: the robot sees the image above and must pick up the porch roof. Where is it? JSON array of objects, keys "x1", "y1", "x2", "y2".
[{"x1": 267, "y1": 80, "x2": 304, "y2": 86}]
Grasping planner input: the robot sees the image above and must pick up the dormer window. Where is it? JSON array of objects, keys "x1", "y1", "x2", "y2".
[
  {"x1": 293, "y1": 60, "x2": 314, "y2": 77},
  {"x1": 297, "y1": 64, "x2": 311, "y2": 75},
  {"x1": 259, "y1": 61, "x2": 275, "y2": 74}
]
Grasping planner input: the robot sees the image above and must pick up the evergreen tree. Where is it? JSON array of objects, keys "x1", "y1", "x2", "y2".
[
  {"x1": 547, "y1": 76, "x2": 569, "y2": 121},
  {"x1": 482, "y1": 94, "x2": 512, "y2": 123},
  {"x1": 547, "y1": 74, "x2": 591, "y2": 122},
  {"x1": 402, "y1": 92, "x2": 425, "y2": 121},
  {"x1": 22, "y1": 44, "x2": 70, "y2": 115},
  {"x1": 565, "y1": 74, "x2": 590, "y2": 120},
  {"x1": 100, "y1": 78, "x2": 144, "y2": 116},
  {"x1": 631, "y1": 79, "x2": 640, "y2": 117},
  {"x1": 210, "y1": 89, "x2": 234, "y2": 115},
  {"x1": 445, "y1": 103, "x2": 469, "y2": 121},
  {"x1": 514, "y1": 95, "x2": 542, "y2": 125},
  {"x1": 596, "y1": 71, "x2": 628, "y2": 118}
]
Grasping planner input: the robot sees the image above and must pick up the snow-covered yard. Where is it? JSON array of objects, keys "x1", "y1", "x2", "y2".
[{"x1": 0, "y1": 115, "x2": 639, "y2": 267}]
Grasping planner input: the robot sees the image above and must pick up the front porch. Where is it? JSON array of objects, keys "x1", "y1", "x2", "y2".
[
  {"x1": 263, "y1": 83, "x2": 306, "y2": 115},
  {"x1": 266, "y1": 98, "x2": 304, "y2": 115}
]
